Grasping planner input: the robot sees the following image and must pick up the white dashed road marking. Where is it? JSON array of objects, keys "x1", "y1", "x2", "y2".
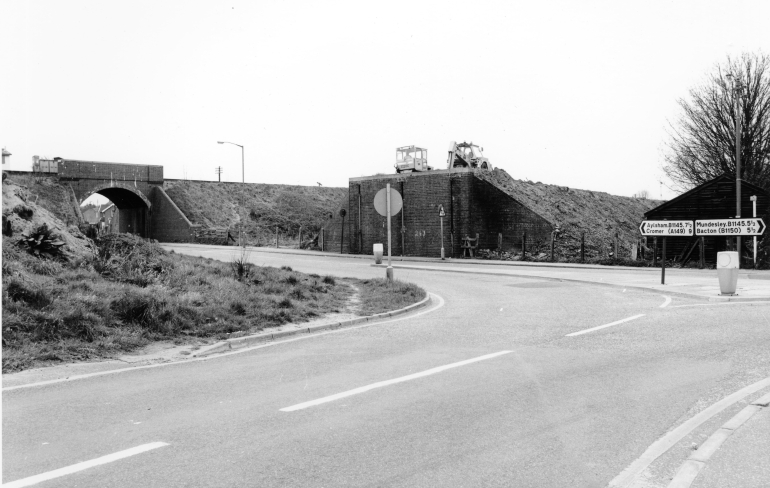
[
  {"x1": 565, "y1": 314, "x2": 646, "y2": 337},
  {"x1": 280, "y1": 351, "x2": 512, "y2": 412},
  {"x1": 2, "y1": 442, "x2": 169, "y2": 488}
]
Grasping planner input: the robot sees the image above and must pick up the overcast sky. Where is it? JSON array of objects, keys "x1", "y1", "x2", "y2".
[{"x1": 3, "y1": 1, "x2": 769, "y2": 202}]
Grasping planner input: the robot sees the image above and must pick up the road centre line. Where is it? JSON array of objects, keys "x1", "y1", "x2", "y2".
[
  {"x1": 2, "y1": 442, "x2": 169, "y2": 488},
  {"x1": 280, "y1": 350, "x2": 512, "y2": 412},
  {"x1": 660, "y1": 295, "x2": 672, "y2": 308},
  {"x1": 565, "y1": 314, "x2": 646, "y2": 337}
]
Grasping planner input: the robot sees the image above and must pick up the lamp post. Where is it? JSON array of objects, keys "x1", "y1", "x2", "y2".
[
  {"x1": 217, "y1": 141, "x2": 244, "y2": 183},
  {"x1": 726, "y1": 73, "x2": 745, "y2": 260}
]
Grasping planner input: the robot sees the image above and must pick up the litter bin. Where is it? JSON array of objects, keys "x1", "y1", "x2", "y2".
[
  {"x1": 373, "y1": 243, "x2": 383, "y2": 264},
  {"x1": 717, "y1": 251, "x2": 739, "y2": 295}
]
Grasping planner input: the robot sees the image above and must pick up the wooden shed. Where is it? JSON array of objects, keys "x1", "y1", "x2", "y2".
[{"x1": 644, "y1": 174, "x2": 769, "y2": 265}]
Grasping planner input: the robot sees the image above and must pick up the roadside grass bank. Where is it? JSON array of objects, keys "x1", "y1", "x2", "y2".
[{"x1": 2, "y1": 234, "x2": 425, "y2": 373}]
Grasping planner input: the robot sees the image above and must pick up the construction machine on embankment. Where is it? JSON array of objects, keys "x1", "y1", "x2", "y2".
[{"x1": 447, "y1": 141, "x2": 492, "y2": 170}]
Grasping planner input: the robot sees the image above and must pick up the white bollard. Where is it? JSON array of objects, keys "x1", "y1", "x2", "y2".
[
  {"x1": 373, "y1": 243, "x2": 383, "y2": 265},
  {"x1": 717, "y1": 251, "x2": 739, "y2": 295}
]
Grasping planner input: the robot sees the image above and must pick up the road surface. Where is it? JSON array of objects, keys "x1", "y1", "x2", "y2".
[{"x1": 4, "y1": 246, "x2": 770, "y2": 487}]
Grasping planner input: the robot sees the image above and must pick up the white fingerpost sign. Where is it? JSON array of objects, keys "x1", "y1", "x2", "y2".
[
  {"x1": 438, "y1": 204, "x2": 446, "y2": 260},
  {"x1": 695, "y1": 218, "x2": 766, "y2": 236},
  {"x1": 639, "y1": 220, "x2": 694, "y2": 236}
]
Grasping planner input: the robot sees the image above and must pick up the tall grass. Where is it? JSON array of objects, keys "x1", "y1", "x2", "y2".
[{"x1": 2, "y1": 234, "x2": 353, "y2": 372}]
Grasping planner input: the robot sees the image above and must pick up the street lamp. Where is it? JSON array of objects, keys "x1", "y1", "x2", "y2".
[
  {"x1": 726, "y1": 73, "x2": 745, "y2": 259},
  {"x1": 217, "y1": 141, "x2": 244, "y2": 183}
]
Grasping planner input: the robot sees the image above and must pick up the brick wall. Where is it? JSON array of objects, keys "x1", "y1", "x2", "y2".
[
  {"x1": 327, "y1": 169, "x2": 553, "y2": 258},
  {"x1": 149, "y1": 187, "x2": 196, "y2": 242}
]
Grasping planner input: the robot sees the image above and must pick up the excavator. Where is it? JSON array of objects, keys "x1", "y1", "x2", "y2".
[{"x1": 447, "y1": 141, "x2": 492, "y2": 170}]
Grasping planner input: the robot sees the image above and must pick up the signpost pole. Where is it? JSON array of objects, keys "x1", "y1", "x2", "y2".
[
  {"x1": 386, "y1": 183, "x2": 393, "y2": 281},
  {"x1": 751, "y1": 195, "x2": 757, "y2": 266},
  {"x1": 662, "y1": 237, "x2": 666, "y2": 285}
]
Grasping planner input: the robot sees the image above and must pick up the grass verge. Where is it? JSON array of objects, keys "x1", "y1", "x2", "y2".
[
  {"x1": 2, "y1": 235, "x2": 425, "y2": 373},
  {"x1": 354, "y1": 279, "x2": 426, "y2": 316}
]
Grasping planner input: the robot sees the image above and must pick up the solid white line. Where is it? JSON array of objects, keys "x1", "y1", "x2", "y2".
[
  {"x1": 608, "y1": 376, "x2": 770, "y2": 487},
  {"x1": 280, "y1": 350, "x2": 512, "y2": 412},
  {"x1": 2, "y1": 442, "x2": 169, "y2": 488},
  {"x1": 671, "y1": 301, "x2": 770, "y2": 308},
  {"x1": 3, "y1": 294, "x2": 444, "y2": 392},
  {"x1": 660, "y1": 295, "x2": 672, "y2": 308},
  {"x1": 565, "y1": 314, "x2": 645, "y2": 337}
]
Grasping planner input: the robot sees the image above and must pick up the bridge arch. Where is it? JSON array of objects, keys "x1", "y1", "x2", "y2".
[
  {"x1": 82, "y1": 181, "x2": 153, "y2": 210},
  {"x1": 81, "y1": 182, "x2": 152, "y2": 237}
]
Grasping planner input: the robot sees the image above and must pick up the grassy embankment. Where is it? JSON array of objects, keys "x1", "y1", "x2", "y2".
[{"x1": 2, "y1": 234, "x2": 424, "y2": 373}]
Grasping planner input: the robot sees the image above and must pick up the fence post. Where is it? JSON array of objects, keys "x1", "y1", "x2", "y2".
[
  {"x1": 298, "y1": 226, "x2": 302, "y2": 249},
  {"x1": 580, "y1": 232, "x2": 585, "y2": 262},
  {"x1": 321, "y1": 228, "x2": 324, "y2": 252},
  {"x1": 498, "y1": 233, "x2": 503, "y2": 260},
  {"x1": 275, "y1": 226, "x2": 279, "y2": 248},
  {"x1": 522, "y1": 232, "x2": 527, "y2": 260}
]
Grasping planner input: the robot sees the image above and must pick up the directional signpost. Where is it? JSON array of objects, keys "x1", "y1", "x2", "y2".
[
  {"x1": 639, "y1": 220, "x2": 694, "y2": 285},
  {"x1": 638, "y1": 220, "x2": 694, "y2": 236},
  {"x1": 641, "y1": 217, "x2": 767, "y2": 285},
  {"x1": 695, "y1": 218, "x2": 765, "y2": 236}
]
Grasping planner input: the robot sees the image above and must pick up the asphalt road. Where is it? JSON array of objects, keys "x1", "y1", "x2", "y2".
[{"x1": 4, "y1": 246, "x2": 770, "y2": 487}]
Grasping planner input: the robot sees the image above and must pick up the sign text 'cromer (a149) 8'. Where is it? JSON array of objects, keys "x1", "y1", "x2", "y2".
[{"x1": 639, "y1": 220, "x2": 694, "y2": 236}]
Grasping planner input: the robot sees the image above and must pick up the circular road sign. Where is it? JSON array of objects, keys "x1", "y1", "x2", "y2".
[{"x1": 374, "y1": 187, "x2": 403, "y2": 217}]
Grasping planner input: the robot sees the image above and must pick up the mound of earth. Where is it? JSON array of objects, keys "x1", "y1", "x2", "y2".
[
  {"x1": 475, "y1": 168, "x2": 661, "y2": 259},
  {"x1": 2, "y1": 175, "x2": 95, "y2": 261}
]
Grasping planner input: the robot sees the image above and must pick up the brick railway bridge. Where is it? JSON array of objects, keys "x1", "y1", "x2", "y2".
[{"x1": 58, "y1": 159, "x2": 195, "y2": 242}]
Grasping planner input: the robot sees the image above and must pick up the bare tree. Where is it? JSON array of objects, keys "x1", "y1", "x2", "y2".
[
  {"x1": 633, "y1": 190, "x2": 650, "y2": 199},
  {"x1": 664, "y1": 53, "x2": 770, "y2": 190}
]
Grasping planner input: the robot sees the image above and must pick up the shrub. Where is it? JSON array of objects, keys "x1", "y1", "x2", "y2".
[
  {"x1": 289, "y1": 288, "x2": 306, "y2": 300},
  {"x1": 110, "y1": 289, "x2": 170, "y2": 332},
  {"x1": 322, "y1": 275, "x2": 336, "y2": 285},
  {"x1": 30, "y1": 259, "x2": 64, "y2": 276},
  {"x1": 19, "y1": 224, "x2": 66, "y2": 259},
  {"x1": 230, "y1": 249, "x2": 252, "y2": 281},
  {"x1": 281, "y1": 265, "x2": 293, "y2": 272},
  {"x1": 5, "y1": 279, "x2": 53, "y2": 308},
  {"x1": 13, "y1": 204, "x2": 33, "y2": 221},
  {"x1": 230, "y1": 301, "x2": 247, "y2": 316},
  {"x1": 277, "y1": 297, "x2": 293, "y2": 309},
  {"x1": 285, "y1": 275, "x2": 299, "y2": 285},
  {"x1": 94, "y1": 234, "x2": 173, "y2": 284},
  {"x1": 62, "y1": 307, "x2": 101, "y2": 342}
]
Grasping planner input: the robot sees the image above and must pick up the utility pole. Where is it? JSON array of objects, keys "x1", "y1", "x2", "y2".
[
  {"x1": 215, "y1": 166, "x2": 223, "y2": 182},
  {"x1": 727, "y1": 73, "x2": 745, "y2": 263}
]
